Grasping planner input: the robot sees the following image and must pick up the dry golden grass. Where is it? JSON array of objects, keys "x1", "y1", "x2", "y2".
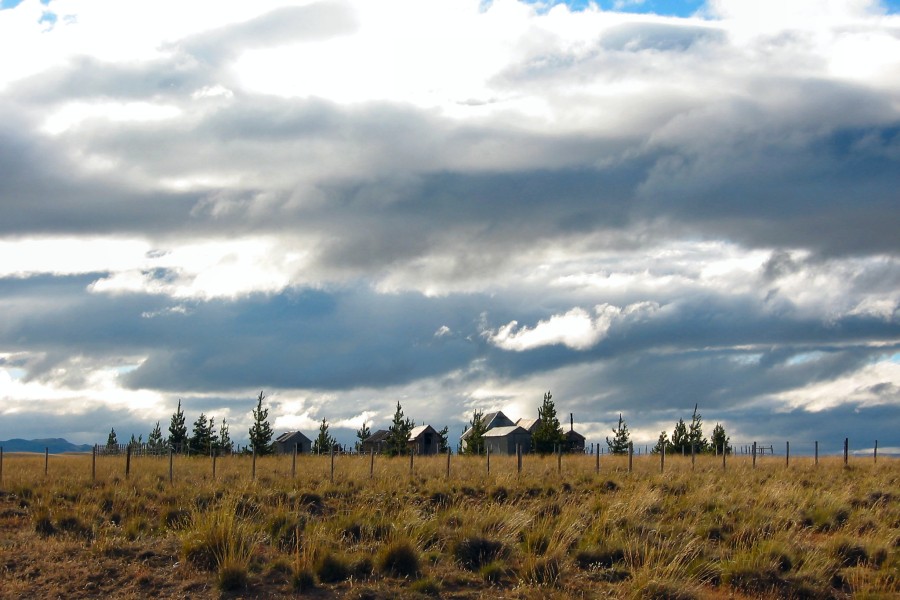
[{"x1": 0, "y1": 451, "x2": 897, "y2": 598}]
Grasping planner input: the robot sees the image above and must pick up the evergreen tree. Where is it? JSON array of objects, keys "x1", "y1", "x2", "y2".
[
  {"x1": 216, "y1": 418, "x2": 233, "y2": 454},
  {"x1": 688, "y1": 404, "x2": 709, "y2": 453},
  {"x1": 710, "y1": 422, "x2": 730, "y2": 455},
  {"x1": 168, "y1": 399, "x2": 188, "y2": 452},
  {"x1": 385, "y1": 401, "x2": 414, "y2": 456},
  {"x1": 128, "y1": 433, "x2": 142, "y2": 449},
  {"x1": 248, "y1": 390, "x2": 274, "y2": 455},
  {"x1": 147, "y1": 420, "x2": 166, "y2": 452},
  {"x1": 606, "y1": 413, "x2": 631, "y2": 455},
  {"x1": 313, "y1": 417, "x2": 336, "y2": 454},
  {"x1": 106, "y1": 427, "x2": 118, "y2": 451},
  {"x1": 190, "y1": 412, "x2": 215, "y2": 455},
  {"x1": 463, "y1": 409, "x2": 487, "y2": 455},
  {"x1": 532, "y1": 391, "x2": 565, "y2": 454},
  {"x1": 651, "y1": 430, "x2": 669, "y2": 454},
  {"x1": 670, "y1": 418, "x2": 689, "y2": 454},
  {"x1": 437, "y1": 425, "x2": 450, "y2": 453},
  {"x1": 355, "y1": 421, "x2": 371, "y2": 451}
]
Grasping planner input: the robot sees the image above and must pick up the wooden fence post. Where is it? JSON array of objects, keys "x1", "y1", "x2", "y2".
[
  {"x1": 125, "y1": 445, "x2": 131, "y2": 479},
  {"x1": 331, "y1": 445, "x2": 336, "y2": 483},
  {"x1": 252, "y1": 447, "x2": 257, "y2": 480},
  {"x1": 691, "y1": 443, "x2": 695, "y2": 470},
  {"x1": 486, "y1": 445, "x2": 490, "y2": 474},
  {"x1": 752, "y1": 442, "x2": 757, "y2": 469},
  {"x1": 660, "y1": 444, "x2": 665, "y2": 474},
  {"x1": 45, "y1": 447, "x2": 49, "y2": 475},
  {"x1": 369, "y1": 449, "x2": 375, "y2": 479},
  {"x1": 595, "y1": 445, "x2": 600, "y2": 474},
  {"x1": 91, "y1": 445, "x2": 96, "y2": 482},
  {"x1": 0, "y1": 446, "x2": 3, "y2": 485},
  {"x1": 814, "y1": 441, "x2": 818, "y2": 466},
  {"x1": 843, "y1": 438, "x2": 848, "y2": 467},
  {"x1": 168, "y1": 448, "x2": 173, "y2": 484},
  {"x1": 785, "y1": 441, "x2": 789, "y2": 468},
  {"x1": 557, "y1": 447, "x2": 561, "y2": 475},
  {"x1": 874, "y1": 440, "x2": 878, "y2": 465},
  {"x1": 212, "y1": 451, "x2": 217, "y2": 479},
  {"x1": 447, "y1": 447, "x2": 451, "y2": 478},
  {"x1": 628, "y1": 441, "x2": 633, "y2": 473},
  {"x1": 517, "y1": 444, "x2": 523, "y2": 474},
  {"x1": 292, "y1": 444, "x2": 297, "y2": 479},
  {"x1": 721, "y1": 444, "x2": 726, "y2": 470}
]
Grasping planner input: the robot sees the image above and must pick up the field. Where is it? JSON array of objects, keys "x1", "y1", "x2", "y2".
[{"x1": 0, "y1": 452, "x2": 897, "y2": 599}]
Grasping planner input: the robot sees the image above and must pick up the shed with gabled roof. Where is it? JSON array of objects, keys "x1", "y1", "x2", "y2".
[
  {"x1": 274, "y1": 431, "x2": 312, "y2": 454},
  {"x1": 483, "y1": 425, "x2": 532, "y2": 455},
  {"x1": 408, "y1": 424, "x2": 441, "y2": 455}
]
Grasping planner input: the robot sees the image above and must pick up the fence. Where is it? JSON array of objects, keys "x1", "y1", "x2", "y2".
[{"x1": 0, "y1": 436, "x2": 893, "y2": 488}]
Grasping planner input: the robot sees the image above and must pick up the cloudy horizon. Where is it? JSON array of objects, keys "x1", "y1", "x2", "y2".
[{"x1": 1, "y1": 0, "x2": 898, "y2": 453}]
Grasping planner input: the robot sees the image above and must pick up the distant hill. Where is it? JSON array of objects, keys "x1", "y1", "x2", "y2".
[{"x1": 0, "y1": 438, "x2": 93, "y2": 454}]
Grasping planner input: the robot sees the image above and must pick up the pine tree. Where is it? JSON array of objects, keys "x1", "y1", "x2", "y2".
[
  {"x1": 216, "y1": 418, "x2": 233, "y2": 454},
  {"x1": 710, "y1": 422, "x2": 730, "y2": 455},
  {"x1": 106, "y1": 427, "x2": 118, "y2": 452},
  {"x1": 385, "y1": 401, "x2": 414, "y2": 456},
  {"x1": 355, "y1": 421, "x2": 371, "y2": 452},
  {"x1": 606, "y1": 413, "x2": 631, "y2": 455},
  {"x1": 532, "y1": 391, "x2": 565, "y2": 455},
  {"x1": 168, "y1": 399, "x2": 188, "y2": 452},
  {"x1": 437, "y1": 425, "x2": 450, "y2": 453},
  {"x1": 128, "y1": 433, "x2": 142, "y2": 449},
  {"x1": 670, "y1": 418, "x2": 689, "y2": 454},
  {"x1": 688, "y1": 404, "x2": 709, "y2": 453},
  {"x1": 190, "y1": 412, "x2": 214, "y2": 455},
  {"x1": 651, "y1": 430, "x2": 669, "y2": 454},
  {"x1": 312, "y1": 417, "x2": 336, "y2": 454},
  {"x1": 463, "y1": 409, "x2": 487, "y2": 455},
  {"x1": 248, "y1": 390, "x2": 274, "y2": 456},
  {"x1": 147, "y1": 420, "x2": 165, "y2": 452}
]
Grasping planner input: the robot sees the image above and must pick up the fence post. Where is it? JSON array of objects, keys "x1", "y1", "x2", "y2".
[
  {"x1": 557, "y1": 447, "x2": 561, "y2": 475},
  {"x1": 0, "y1": 446, "x2": 3, "y2": 485},
  {"x1": 125, "y1": 445, "x2": 131, "y2": 479},
  {"x1": 874, "y1": 440, "x2": 878, "y2": 465},
  {"x1": 517, "y1": 444, "x2": 522, "y2": 474},
  {"x1": 369, "y1": 449, "x2": 375, "y2": 479},
  {"x1": 721, "y1": 444, "x2": 726, "y2": 470},
  {"x1": 752, "y1": 442, "x2": 757, "y2": 469},
  {"x1": 252, "y1": 447, "x2": 257, "y2": 480},
  {"x1": 292, "y1": 444, "x2": 297, "y2": 478},
  {"x1": 447, "y1": 447, "x2": 451, "y2": 478},
  {"x1": 168, "y1": 448, "x2": 173, "y2": 484},
  {"x1": 45, "y1": 447, "x2": 49, "y2": 475},
  {"x1": 660, "y1": 444, "x2": 665, "y2": 474},
  {"x1": 785, "y1": 441, "x2": 790, "y2": 468},
  {"x1": 331, "y1": 445, "x2": 336, "y2": 483},
  {"x1": 843, "y1": 438, "x2": 848, "y2": 467},
  {"x1": 91, "y1": 445, "x2": 96, "y2": 482},
  {"x1": 815, "y1": 440, "x2": 818, "y2": 466},
  {"x1": 595, "y1": 444, "x2": 600, "y2": 474},
  {"x1": 486, "y1": 445, "x2": 490, "y2": 474},
  {"x1": 628, "y1": 441, "x2": 633, "y2": 473},
  {"x1": 212, "y1": 451, "x2": 217, "y2": 479},
  {"x1": 691, "y1": 443, "x2": 695, "y2": 470}
]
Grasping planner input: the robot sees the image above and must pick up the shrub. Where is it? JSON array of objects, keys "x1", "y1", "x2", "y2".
[
  {"x1": 316, "y1": 551, "x2": 351, "y2": 583},
  {"x1": 291, "y1": 567, "x2": 315, "y2": 592},
  {"x1": 377, "y1": 540, "x2": 421, "y2": 578},
  {"x1": 454, "y1": 536, "x2": 505, "y2": 570}
]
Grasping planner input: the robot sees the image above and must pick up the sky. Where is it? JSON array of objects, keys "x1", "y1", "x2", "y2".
[{"x1": 0, "y1": 0, "x2": 898, "y2": 454}]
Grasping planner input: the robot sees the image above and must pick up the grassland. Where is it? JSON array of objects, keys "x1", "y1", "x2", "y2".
[{"x1": 0, "y1": 451, "x2": 897, "y2": 599}]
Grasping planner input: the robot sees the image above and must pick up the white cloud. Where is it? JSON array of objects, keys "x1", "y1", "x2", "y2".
[
  {"x1": 774, "y1": 357, "x2": 900, "y2": 412},
  {"x1": 486, "y1": 302, "x2": 657, "y2": 351}
]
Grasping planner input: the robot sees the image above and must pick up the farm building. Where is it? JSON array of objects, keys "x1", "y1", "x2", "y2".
[
  {"x1": 460, "y1": 410, "x2": 516, "y2": 452},
  {"x1": 273, "y1": 431, "x2": 312, "y2": 454},
  {"x1": 483, "y1": 426, "x2": 532, "y2": 455},
  {"x1": 360, "y1": 429, "x2": 390, "y2": 454},
  {"x1": 408, "y1": 425, "x2": 442, "y2": 455},
  {"x1": 564, "y1": 413, "x2": 586, "y2": 453},
  {"x1": 515, "y1": 417, "x2": 541, "y2": 434}
]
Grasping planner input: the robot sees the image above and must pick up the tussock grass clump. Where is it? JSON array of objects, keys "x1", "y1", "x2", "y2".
[
  {"x1": 454, "y1": 536, "x2": 506, "y2": 570},
  {"x1": 291, "y1": 566, "x2": 315, "y2": 592},
  {"x1": 378, "y1": 539, "x2": 422, "y2": 578},
  {"x1": 315, "y1": 550, "x2": 351, "y2": 583}
]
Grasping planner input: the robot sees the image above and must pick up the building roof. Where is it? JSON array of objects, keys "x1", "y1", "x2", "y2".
[
  {"x1": 460, "y1": 410, "x2": 516, "y2": 440},
  {"x1": 408, "y1": 424, "x2": 438, "y2": 440},
  {"x1": 363, "y1": 429, "x2": 391, "y2": 444},
  {"x1": 483, "y1": 425, "x2": 529, "y2": 438},
  {"x1": 516, "y1": 418, "x2": 541, "y2": 432},
  {"x1": 564, "y1": 429, "x2": 586, "y2": 441},
  {"x1": 275, "y1": 431, "x2": 311, "y2": 444}
]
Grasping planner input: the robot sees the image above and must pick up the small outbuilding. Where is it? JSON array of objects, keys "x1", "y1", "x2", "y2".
[
  {"x1": 274, "y1": 431, "x2": 312, "y2": 454},
  {"x1": 408, "y1": 425, "x2": 442, "y2": 455},
  {"x1": 460, "y1": 410, "x2": 516, "y2": 452},
  {"x1": 360, "y1": 429, "x2": 390, "y2": 454},
  {"x1": 483, "y1": 425, "x2": 532, "y2": 455},
  {"x1": 564, "y1": 413, "x2": 586, "y2": 453}
]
